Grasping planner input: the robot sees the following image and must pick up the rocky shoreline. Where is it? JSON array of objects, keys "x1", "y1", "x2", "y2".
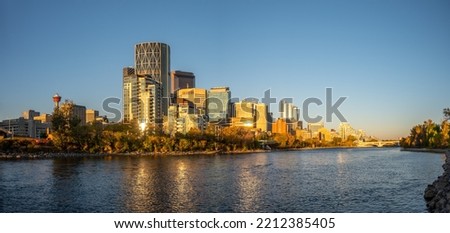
[
  {"x1": 0, "y1": 147, "x2": 392, "y2": 160},
  {"x1": 424, "y1": 150, "x2": 450, "y2": 213},
  {"x1": 0, "y1": 152, "x2": 110, "y2": 160},
  {"x1": 0, "y1": 150, "x2": 268, "y2": 160}
]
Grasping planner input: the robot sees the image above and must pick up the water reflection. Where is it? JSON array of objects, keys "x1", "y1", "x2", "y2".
[
  {"x1": 51, "y1": 159, "x2": 82, "y2": 212},
  {"x1": 0, "y1": 160, "x2": 54, "y2": 212},
  {"x1": 51, "y1": 157, "x2": 122, "y2": 212},
  {"x1": 0, "y1": 148, "x2": 446, "y2": 212},
  {"x1": 121, "y1": 158, "x2": 154, "y2": 212},
  {"x1": 170, "y1": 160, "x2": 195, "y2": 212},
  {"x1": 334, "y1": 152, "x2": 352, "y2": 210},
  {"x1": 236, "y1": 166, "x2": 261, "y2": 212}
]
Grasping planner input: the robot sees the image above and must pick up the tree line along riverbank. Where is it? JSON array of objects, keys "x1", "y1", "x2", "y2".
[
  {"x1": 401, "y1": 109, "x2": 450, "y2": 213},
  {"x1": 0, "y1": 102, "x2": 360, "y2": 157}
]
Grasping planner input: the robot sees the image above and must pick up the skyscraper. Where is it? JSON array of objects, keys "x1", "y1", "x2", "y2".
[
  {"x1": 207, "y1": 87, "x2": 231, "y2": 124},
  {"x1": 122, "y1": 67, "x2": 162, "y2": 127},
  {"x1": 135, "y1": 42, "x2": 171, "y2": 116},
  {"x1": 280, "y1": 100, "x2": 299, "y2": 120},
  {"x1": 230, "y1": 100, "x2": 269, "y2": 132},
  {"x1": 232, "y1": 101, "x2": 256, "y2": 128},
  {"x1": 170, "y1": 71, "x2": 195, "y2": 94},
  {"x1": 123, "y1": 67, "x2": 138, "y2": 123},
  {"x1": 176, "y1": 88, "x2": 207, "y2": 115},
  {"x1": 339, "y1": 122, "x2": 356, "y2": 140},
  {"x1": 138, "y1": 76, "x2": 161, "y2": 127},
  {"x1": 279, "y1": 100, "x2": 300, "y2": 134},
  {"x1": 255, "y1": 103, "x2": 270, "y2": 132},
  {"x1": 72, "y1": 104, "x2": 87, "y2": 126}
]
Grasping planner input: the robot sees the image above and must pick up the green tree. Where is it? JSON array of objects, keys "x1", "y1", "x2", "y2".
[
  {"x1": 444, "y1": 108, "x2": 450, "y2": 121},
  {"x1": 403, "y1": 118, "x2": 450, "y2": 149},
  {"x1": 51, "y1": 101, "x2": 82, "y2": 151}
]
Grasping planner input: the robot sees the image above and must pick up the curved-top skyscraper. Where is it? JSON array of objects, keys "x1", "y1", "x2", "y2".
[{"x1": 134, "y1": 42, "x2": 171, "y2": 116}]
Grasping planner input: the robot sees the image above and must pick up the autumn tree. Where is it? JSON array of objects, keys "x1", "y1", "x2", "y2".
[{"x1": 51, "y1": 101, "x2": 82, "y2": 151}]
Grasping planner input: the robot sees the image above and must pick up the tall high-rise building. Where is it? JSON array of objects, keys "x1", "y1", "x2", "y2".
[
  {"x1": 123, "y1": 67, "x2": 138, "y2": 123},
  {"x1": 292, "y1": 106, "x2": 300, "y2": 122},
  {"x1": 231, "y1": 100, "x2": 269, "y2": 132},
  {"x1": 234, "y1": 101, "x2": 255, "y2": 119},
  {"x1": 72, "y1": 104, "x2": 87, "y2": 126},
  {"x1": 135, "y1": 42, "x2": 170, "y2": 116},
  {"x1": 122, "y1": 67, "x2": 162, "y2": 127},
  {"x1": 339, "y1": 122, "x2": 356, "y2": 140},
  {"x1": 207, "y1": 87, "x2": 231, "y2": 124},
  {"x1": 255, "y1": 103, "x2": 270, "y2": 132},
  {"x1": 231, "y1": 101, "x2": 255, "y2": 128},
  {"x1": 165, "y1": 105, "x2": 178, "y2": 135},
  {"x1": 280, "y1": 100, "x2": 299, "y2": 121},
  {"x1": 176, "y1": 88, "x2": 207, "y2": 115},
  {"x1": 138, "y1": 76, "x2": 161, "y2": 127},
  {"x1": 279, "y1": 100, "x2": 300, "y2": 134},
  {"x1": 170, "y1": 71, "x2": 195, "y2": 94}
]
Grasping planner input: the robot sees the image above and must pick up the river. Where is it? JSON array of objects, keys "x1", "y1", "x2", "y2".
[{"x1": 0, "y1": 148, "x2": 445, "y2": 212}]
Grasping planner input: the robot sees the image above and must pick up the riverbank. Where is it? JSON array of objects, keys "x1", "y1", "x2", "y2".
[
  {"x1": 0, "y1": 152, "x2": 110, "y2": 160},
  {"x1": 0, "y1": 150, "x2": 263, "y2": 160},
  {"x1": 0, "y1": 146, "x2": 393, "y2": 160},
  {"x1": 402, "y1": 147, "x2": 450, "y2": 212},
  {"x1": 422, "y1": 149, "x2": 450, "y2": 213},
  {"x1": 401, "y1": 147, "x2": 448, "y2": 154}
]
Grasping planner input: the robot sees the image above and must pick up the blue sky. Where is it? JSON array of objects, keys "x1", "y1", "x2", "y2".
[{"x1": 1, "y1": 0, "x2": 449, "y2": 139}]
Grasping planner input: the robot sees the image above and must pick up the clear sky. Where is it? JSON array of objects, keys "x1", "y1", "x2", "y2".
[{"x1": 1, "y1": 0, "x2": 449, "y2": 139}]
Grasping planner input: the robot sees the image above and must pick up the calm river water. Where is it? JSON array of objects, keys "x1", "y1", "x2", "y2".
[{"x1": 0, "y1": 148, "x2": 445, "y2": 213}]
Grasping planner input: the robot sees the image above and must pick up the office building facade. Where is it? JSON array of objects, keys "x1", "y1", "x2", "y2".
[
  {"x1": 176, "y1": 88, "x2": 207, "y2": 115},
  {"x1": 123, "y1": 67, "x2": 138, "y2": 123},
  {"x1": 135, "y1": 42, "x2": 170, "y2": 116},
  {"x1": 207, "y1": 87, "x2": 231, "y2": 124},
  {"x1": 0, "y1": 110, "x2": 51, "y2": 138},
  {"x1": 170, "y1": 71, "x2": 195, "y2": 94},
  {"x1": 123, "y1": 67, "x2": 162, "y2": 127},
  {"x1": 138, "y1": 76, "x2": 161, "y2": 127},
  {"x1": 279, "y1": 100, "x2": 300, "y2": 134},
  {"x1": 255, "y1": 103, "x2": 270, "y2": 132},
  {"x1": 231, "y1": 100, "x2": 269, "y2": 132},
  {"x1": 86, "y1": 109, "x2": 99, "y2": 124}
]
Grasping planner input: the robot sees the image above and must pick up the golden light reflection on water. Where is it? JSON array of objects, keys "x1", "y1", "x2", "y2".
[
  {"x1": 336, "y1": 152, "x2": 350, "y2": 179},
  {"x1": 10, "y1": 148, "x2": 444, "y2": 212},
  {"x1": 121, "y1": 158, "x2": 199, "y2": 212},
  {"x1": 171, "y1": 160, "x2": 195, "y2": 211},
  {"x1": 337, "y1": 152, "x2": 347, "y2": 165},
  {"x1": 335, "y1": 152, "x2": 352, "y2": 199},
  {"x1": 123, "y1": 159, "x2": 155, "y2": 212},
  {"x1": 236, "y1": 154, "x2": 268, "y2": 212}
]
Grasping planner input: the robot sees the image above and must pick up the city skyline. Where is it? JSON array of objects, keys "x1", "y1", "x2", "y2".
[{"x1": 1, "y1": 0, "x2": 450, "y2": 139}]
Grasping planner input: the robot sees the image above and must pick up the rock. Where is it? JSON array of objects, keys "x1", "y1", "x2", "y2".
[
  {"x1": 424, "y1": 187, "x2": 437, "y2": 201},
  {"x1": 424, "y1": 150, "x2": 450, "y2": 213}
]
